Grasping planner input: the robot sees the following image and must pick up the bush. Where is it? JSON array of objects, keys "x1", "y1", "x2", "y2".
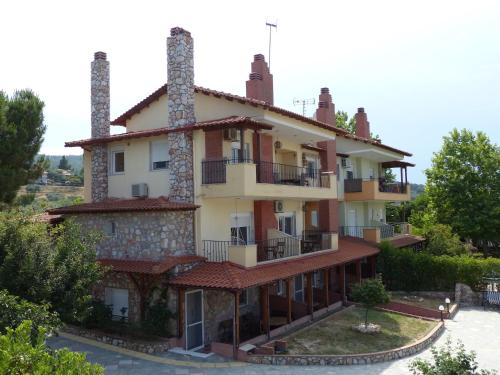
[
  {"x1": 142, "y1": 300, "x2": 174, "y2": 337},
  {"x1": 81, "y1": 300, "x2": 112, "y2": 328},
  {"x1": 351, "y1": 277, "x2": 390, "y2": 326},
  {"x1": 378, "y1": 242, "x2": 500, "y2": 291},
  {"x1": 26, "y1": 184, "x2": 41, "y2": 193},
  {"x1": 14, "y1": 193, "x2": 36, "y2": 206},
  {"x1": 423, "y1": 224, "x2": 467, "y2": 256},
  {"x1": 0, "y1": 320, "x2": 103, "y2": 375},
  {"x1": 46, "y1": 192, "x2": 63, "y2": 201}
]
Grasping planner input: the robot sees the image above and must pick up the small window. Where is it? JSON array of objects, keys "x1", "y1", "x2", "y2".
[
  {"x1": 104, "y1": 287, "x2": 129, "y2": 319},
  {"x1": 239, "y1": 289, "x2": 248, "y2": 306},
  {"x1": 103, "y1": 221, "x2": 116, "y2": 236},
  {"x1": 151, "y1": 141, "x2": 169, "y2": 170},
  {"x1": 294, "y1": 275, "x2": 304, "y2": 302},
  {"x1": 276, "y1": 280, "x2": 285, "y2": 296},
  {"x1": 311, "y1": 210, "x2": 318, "y2": 228},
  {"x1": 112, "y1": 151, "x2": 125, "y2": 174}
]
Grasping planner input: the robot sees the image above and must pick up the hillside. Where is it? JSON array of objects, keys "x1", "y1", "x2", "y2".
[{"x1": 42, "y1": 155, "x2": 83, "y2": 172}]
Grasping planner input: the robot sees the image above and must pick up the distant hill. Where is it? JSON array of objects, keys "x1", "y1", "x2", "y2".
[
  {"x1": 410, "y1": 183, "x2": 425, "y2": 199},
  {"x1": 41, "y1": 155, "x2": 84, "y2": 172}
]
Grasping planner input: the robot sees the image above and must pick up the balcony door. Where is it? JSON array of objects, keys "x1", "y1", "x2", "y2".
[
  {"x1": 347, "y1": 209, "x2": 360, "y2": 237},
  {"x1": 278, "y1": 212, "x2": 296, "y2": 236},
  {"x1": 185, "y1": 290, "x2": 204, "y2": 350},
  {"x1": 230, "y1": 213, "x2": 253, "y2": 244}
]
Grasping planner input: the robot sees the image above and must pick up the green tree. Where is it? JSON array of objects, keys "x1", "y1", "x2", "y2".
[
  {"x1": 0, "y1": 321, "x2": 103, "y2": 375},
  {"x1": 426, "y1": 129, "x2": 500, "y2": 249},
  {"x1": 351, "y1": 277, "x2": 390, "y2": 326},
  {"x1": 423, "y1": 224, "x2": 467, "y2": 256},
  {"x1": 335, "y1": 110, "x2": 381, "y2": 140},
  {"x1": 58, "y1": 155, "x2": 71, "y2": 170},
  {"x1": 0, "y1": 90, "x2": 46, "y2": 204},
  {"x1": 409, "y1": 338, "x2": 495, "y2": 375}
]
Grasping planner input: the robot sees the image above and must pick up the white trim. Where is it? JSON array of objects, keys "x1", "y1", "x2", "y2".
[
  {"x1": 185, "y1": 289, "x2": 204, "y2": 351},
  {"x1": 110, "y1": 149, "x2": 125, "y2": 175}
]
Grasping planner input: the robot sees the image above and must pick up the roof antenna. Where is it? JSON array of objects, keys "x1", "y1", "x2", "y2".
[
  {"x1": 293, "y1": 98, "x2": 316, "y2": 116},
  {"x1": 266, "y1": 21, "x2": 277, "y2": 70}
]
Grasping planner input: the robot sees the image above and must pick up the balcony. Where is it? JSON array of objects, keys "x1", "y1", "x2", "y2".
[
  {"x1": 343, "y1": 178, "x2": 411, "y2": 201},
  {"x1": 202, "y1": 231, "x2": 338, "y2": 267},
  {"x1": 339, "y1": 222, "x2": 411, "y2": 242},
  {"x1": 201, "y1": 159, "x2": 336, "y2": 200}
]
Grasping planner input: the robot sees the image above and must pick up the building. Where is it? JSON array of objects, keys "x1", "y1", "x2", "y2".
[{"x1": 49, "y1": 27, "x2": 415, "y2": 355}]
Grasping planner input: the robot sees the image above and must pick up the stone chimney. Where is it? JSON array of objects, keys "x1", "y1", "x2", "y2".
[
  {"x1": 315, "y1": 87, "x2": 336, "y2": 126},
  {"x1": 354, "y1": 107, "x2": 370, "y2": 138},
  {"x1": 246, "y1": 54, "x2": 274, "y2": 105},
  {"x1": 167, "y1": 27, "x2": 195, "y2": 203},
  {"x1": 90, "y1": 51, "x2": 110, "y2": 202}
]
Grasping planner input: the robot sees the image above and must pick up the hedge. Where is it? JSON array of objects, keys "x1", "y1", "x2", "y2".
[{"x1": 377, "y1": 242, "x2": 500, "y2": 291}]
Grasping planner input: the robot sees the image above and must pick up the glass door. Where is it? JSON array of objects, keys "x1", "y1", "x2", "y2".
[
  {"x1": 185, "y1": 290, "x2": 203, "y2": 350},
  {"x1": 279, "y1": 212, "x2": 296, "y2": 236}
]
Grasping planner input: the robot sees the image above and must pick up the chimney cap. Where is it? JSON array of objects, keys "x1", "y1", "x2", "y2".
[
  {"x1": 170, "y1": 27, "x2": 191, "y2": 37},
  {"x1": 94, "y1": 51, "x2": 107, "y2": 60},
  {"x1": 321, "y1": 87, "x2": 330, "y2": 94},
  {"x1": 357, "y1": 107, "x2": 365, "y2": 113},
  {"x1": 254, "y1": 54, "x2": 265, "y2": 61}
]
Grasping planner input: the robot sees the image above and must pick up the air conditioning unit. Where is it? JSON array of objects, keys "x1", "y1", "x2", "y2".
[
  {"x1": 131, "y1": 183, "x2": 149, "y2": 198},
  {"x1": 274, "y1": 200, "x2": 284, "y2": 213},
  {"x1": 223, "y1": 128, "x2": 239, "y2": 141},
  {"x1": 341, "y1": 157, "x2": 352, "y2": 169}
]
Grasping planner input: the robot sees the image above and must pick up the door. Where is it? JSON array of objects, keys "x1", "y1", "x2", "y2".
[
  {"x1": 294, "y1": 275, "x2": 304, "y2": 302},
  {"x1": 347, "y1": 209, "x2": 359, "y2": 237},
  {"x1": 185, "y1": 290, "x2": 204, "y2": 350},
  {"x1": 279, "y1": 212, "x2": 296, "y2": 236}
]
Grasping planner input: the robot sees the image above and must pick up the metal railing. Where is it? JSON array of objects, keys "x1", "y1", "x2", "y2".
[
  {"x1": 340, "y1": 223, "x2": 410, "y2": 240},
  {"x1": 344, "y1": 178, "x2": 363, "y2": 193},
  {"x1": 343, "y1": 178, "x2": 408, "y2": 194},
  {"x1": 203, "y1": 240, "x2": 231, "y2": 262},
  {"x1": 339, "y1": 226, "x2": 365, "y2": 238},
  {"x1": 257, "y1": 236, "x2": 301, "y2": 262},
  {"x1": 201, "y1": 159, "x2": 329, "y2": 188}
]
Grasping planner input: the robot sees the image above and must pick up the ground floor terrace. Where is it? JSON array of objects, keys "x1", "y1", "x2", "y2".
[{"x1": 168, "y1": 237, "x2": 379, "y2": 358}]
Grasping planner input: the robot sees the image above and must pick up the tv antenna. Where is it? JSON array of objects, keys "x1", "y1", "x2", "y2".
[
  {"x1": 266, "y1": 21, "x2": 277, "y2": 69},
  {"x1": 293, "y1": 98, "x2": 316, "y2": 116}
]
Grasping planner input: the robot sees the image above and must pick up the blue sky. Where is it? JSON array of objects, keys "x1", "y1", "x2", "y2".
[{"x1": 1, "y1": 0, "x2": 499, "y2": 184}]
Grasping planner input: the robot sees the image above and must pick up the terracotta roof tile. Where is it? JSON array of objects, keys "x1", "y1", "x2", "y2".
[
  {"x1": 65, "y1": 116, "x2": 272, "y2": 148},
  {"x1": 99, "y1": 255, "x2": 204, "y2": 274},
  {"x1": 47, "y1": 196, "x2": 199, "y2": 214},
  {"x1": 109, "y1": 84, "x2": 411, "y2": 157},
  {"x1": 389, "y1": 235, "x2": 425, "y2": 248},
  {"x1": 169, "y1": 238, "x2": 379, "y2": 290}
]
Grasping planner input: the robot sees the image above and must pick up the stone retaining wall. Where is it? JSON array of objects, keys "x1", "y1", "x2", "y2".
[
  {"x1": 247, "y1": 322, "x2": 444, "y2": 366},
  {"x1": 455, "y1": 283, "x2": 482, "y2": 307},
  {"x1": 62, "y1": 325, "x2": 175, "y2": 354}
]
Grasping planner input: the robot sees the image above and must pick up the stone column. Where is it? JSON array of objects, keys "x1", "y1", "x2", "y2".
[
  {"x1": 167, "y1": 27, "x2": 195, "y2": 203},
  {"x1": 90, "y1": 51, "x2": 110, "y2": 202}
]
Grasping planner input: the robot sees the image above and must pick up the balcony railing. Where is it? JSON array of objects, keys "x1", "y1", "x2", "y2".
[
  {"x1": 201, "y1": 159, "x2": 330, "y2": 188},
  {"x1": 340, "y1": 223, "x2": 411, "y2": 240},
  {"x1": 344, "y1": 178, "x2": 408, "y2": 194}
]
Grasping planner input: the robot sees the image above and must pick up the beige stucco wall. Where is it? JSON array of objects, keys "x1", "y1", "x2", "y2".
[{"x1": 106, "y1": 135, "x2": 170, "y2": 199}]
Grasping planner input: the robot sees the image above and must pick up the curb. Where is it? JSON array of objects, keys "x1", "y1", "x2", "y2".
[{"x1": 57, "y1": 331, "x2": 247, "y2": 369}]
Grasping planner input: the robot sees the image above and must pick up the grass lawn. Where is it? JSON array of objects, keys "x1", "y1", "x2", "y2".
[
  {"x1": 390, "y1": 292, "x2": 448, "y2": 310},
  {"x1": 286, "y1": 306, "x2": 437, "y2": 355}
]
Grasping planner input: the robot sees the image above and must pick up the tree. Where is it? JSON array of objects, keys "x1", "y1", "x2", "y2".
[
  {"x1": 426, "y1": 129, "x2": 500, "y2": 249},
  {"x1": 351, "y1": 277, "x2": 390, "y2": 326},
  {"x1": 58, "y1": 155, "x2": 71, "y2": 170},
  {"x1": 409, "y1": 338, "x2": 494, "y2": 375},
  {"x1": 0, "y1": 90, "x2": 46, "y2": 204},
  {"x1": 0, "y1": 321, "x2": 103, "y2": 375},
  {"x1": 423, "y1": 224, "x2": 467, "y2": 256}
]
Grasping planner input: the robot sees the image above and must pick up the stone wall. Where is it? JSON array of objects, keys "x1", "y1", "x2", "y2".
[
  {"x1": 167, "y1": 27, "x2": 195, "y2": 203},
  {"x1": 72, "y1": 211, "x2": 195, "y2": 260},
  {"x1": 247, "y1": 322, "x2": 445, "y2": 366},
  {"x1": 455, "y1": 283, "x2": 482, "y2": 307},
  {"x1": 90, "y1": 51, "x2": 110, "y2": 202}
]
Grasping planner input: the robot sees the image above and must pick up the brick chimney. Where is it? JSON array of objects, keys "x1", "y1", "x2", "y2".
[
  {"x1": 246, "y1": 54, "x2": 274, "y2": 105},
  {"x1": 90, "y1": 51, "x2": 110, "y2": 202},
  {"x1": 354, "y1": 107, "x2": 370, "y2": 138},
  {"x1": 315, "y1": 87, "x2": 336, "y2": 126},
  {"x1": 167, "y1": 27, "x2": 195, "y2": 203}
]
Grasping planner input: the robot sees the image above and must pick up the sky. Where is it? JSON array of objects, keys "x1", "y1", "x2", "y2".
[{"x1": 1, "y1": 0, "x2": 499, "y2": 184}]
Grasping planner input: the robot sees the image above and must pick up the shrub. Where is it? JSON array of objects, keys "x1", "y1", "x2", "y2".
[
  {"x1": 378, "y1": 242, "x2": 500, "y2": 291},
  {"x1": 423, "y1": 224, "x2": 467, "y2": 256},
  {"x1": 26, "y1": 184, "x2": 41, "y2": 193},
  {"x1": 46, "y1": 192, "x2": 63, "y2": 201},
  {"x1": 0, "y1": 320, "x2": 103, "y2": 375},
  {"x1": 351, "y1": 277, "x2": 390, "y2": 326},
  {"x1": 81, "y1": 300, "x2": 112, "y2": 328},
  {"x1": 14, "y1": 193, "x2": 36, "y2": 206}
]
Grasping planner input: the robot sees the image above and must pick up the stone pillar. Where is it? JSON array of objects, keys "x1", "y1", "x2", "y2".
[
  {"x1": 90, "y1": 51, "x2": 110, "y2": 202},
  {"x1": 167, "y1": 27, "x2": 195, "y2": 203}
]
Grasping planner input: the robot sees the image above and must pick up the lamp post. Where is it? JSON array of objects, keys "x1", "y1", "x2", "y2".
[
  {"x1": 445, "y1": 298, "x2": 451, "y2": 314},
  {"x1": 439, "y1": 305, "x2": 444, "y2": 322}
]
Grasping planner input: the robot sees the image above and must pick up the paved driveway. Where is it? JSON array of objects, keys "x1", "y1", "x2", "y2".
[{"x1": 48, "y1": 308, "x2": 500, "y2": 374}]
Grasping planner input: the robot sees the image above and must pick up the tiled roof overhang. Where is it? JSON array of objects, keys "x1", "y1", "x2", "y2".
[
  {"x1": 381, "y1": 160, "x2": 416, "y2": 168},
  {"x1": 47, "y1": 196, "x2": 199, "y2": 215},
  {"x1": 65, "y1": 116, "x2": 272, "y2": 148},
  {"x1": 98, "y1": 255, "x2": 204, "y2": 274},
  {"x1": 109, "y1": 84, "x2": 411, "y2": 157},
  {"x1": 168, "y1": 238, "x2": 379, "y2": 291},
  {"x1": 389, "y1": 235, "x2": 425, "y2": 248}
]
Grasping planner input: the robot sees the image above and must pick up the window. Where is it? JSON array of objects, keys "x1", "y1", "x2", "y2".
[
  {"x1": 239, "y1": 289, "x2": 248, "y2": 306},
  {"x1": 313, "y1": 271, "x2": 324, "y2": 288},
  {"x1": 279, "y1": 212, "x2": 296, "y2": 236},
  {"x1": 151, "y1": 140, "x2": 169, "y2": 170},
  {"x1": 276, "y1": 280, "x2": 285, "y2": 296},
  {"x1": 230, "y1": 213, "x2": 254, "y2": 244},
  {"x1": 103, "y1": 221, "x2": 116, "y2": 236},
  {"x1": 311, "y1": 210, "x2": 318, "y2": 228},
  {"x1": 294, "y1": 275, "x2": 304, "y2": 302},
  {"x1": 112, "y1": 150, "x2": 125, "y2": 174},
  {"x1": 346, "y1": 170, "x2": 354, "y2": 180},
  {"x1": 104, "y1": 287, "x2": 129, "y2": 319},
  {"x1": 231, "y1": 143, "x2": 250, "y2": 162}
]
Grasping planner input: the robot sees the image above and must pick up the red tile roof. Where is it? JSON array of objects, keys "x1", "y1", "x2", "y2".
[
  {"x1": 66, "y1": 116, "x2": 273, "y2": 148},
  {"x1": 169, "y1": 238, "x2": 379, "y2": 291},
  {"x1": 109, "y1": 84, "x2": 412, "y2": 157},
  {"x1": 99, "y1": 255, "x2": 204, "y2": 274},
  {"x1": 47, "y1": 196, "x2": 199, "y2": 214},
  {"x1": 34, "y1": 212, "x2": 64, "y2": 225},
  {"x1": 389, "y1": 235, "x2": 425, "y2": 248}
]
